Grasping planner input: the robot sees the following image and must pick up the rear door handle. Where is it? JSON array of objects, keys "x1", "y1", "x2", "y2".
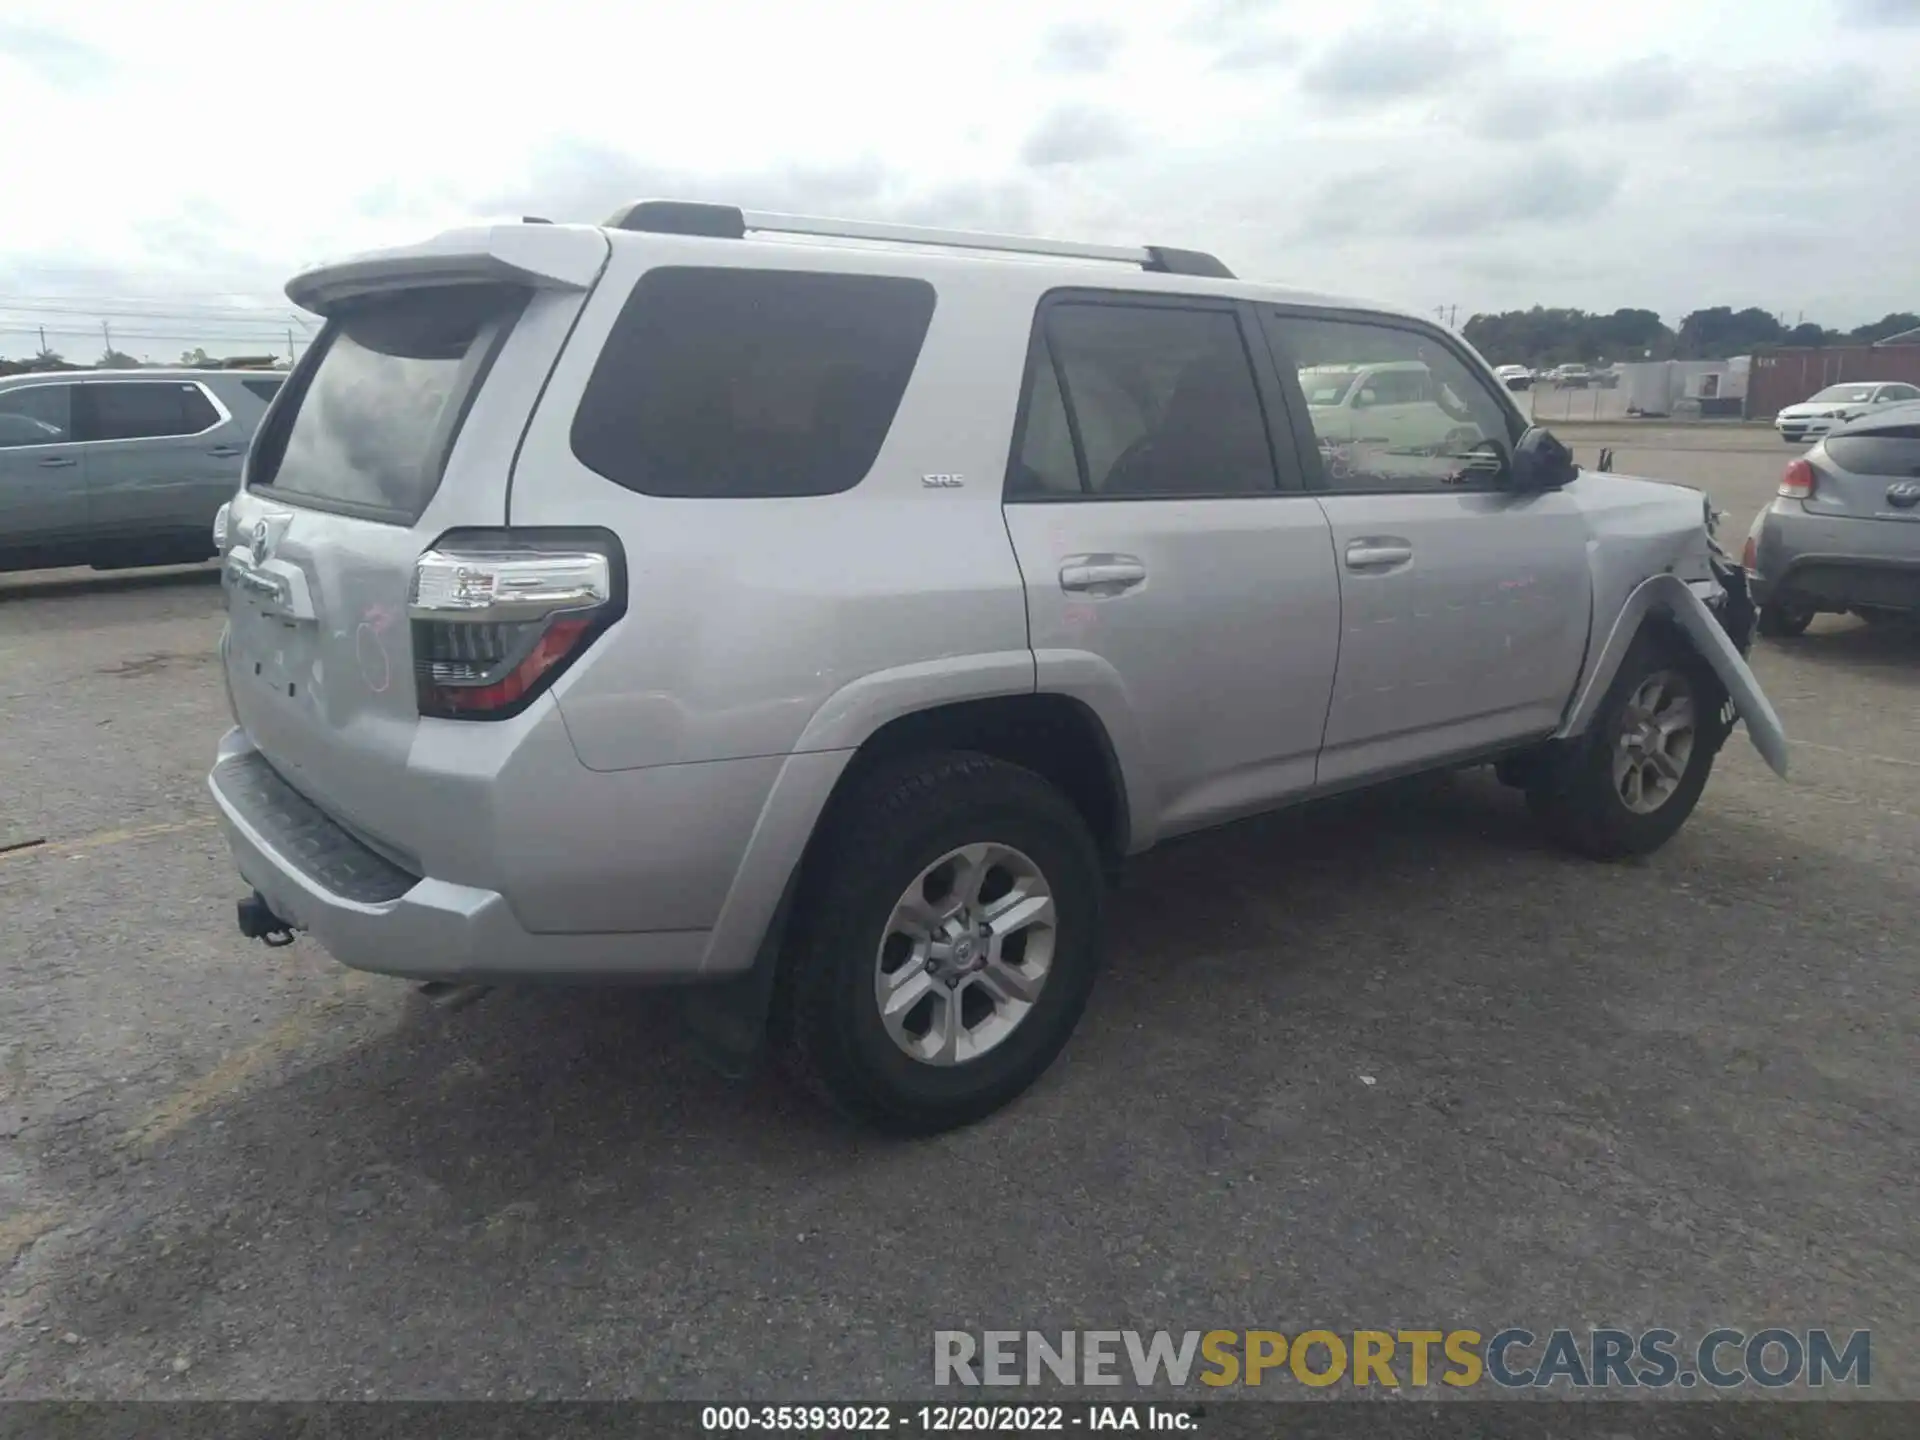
[
  {"x1": 1060, "y1": 555, "x2": 1147, "y2": 595},
  {"x1": 207, "y1": 444, "x2": 246, "y2": 457},
  {"x1": 1344, "y1": 538, "x2": 1414, "y2": 570},
  {"x1": 38, "y1": 456, "x2": 77, "y2": 469}
]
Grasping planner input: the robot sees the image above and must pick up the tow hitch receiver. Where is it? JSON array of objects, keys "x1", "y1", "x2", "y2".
[{"x1": 236, "y1": 890, "x2": 296, "y2": 948}]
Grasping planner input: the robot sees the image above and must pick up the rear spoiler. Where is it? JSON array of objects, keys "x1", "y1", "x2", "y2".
[{"x1": 286, "y1": 224, "x2": 611, "y2": 316}]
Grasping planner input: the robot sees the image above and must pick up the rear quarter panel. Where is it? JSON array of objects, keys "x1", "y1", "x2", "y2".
[{"x1": 509, "y1": 237, "x2": 1042, "y2": 773}]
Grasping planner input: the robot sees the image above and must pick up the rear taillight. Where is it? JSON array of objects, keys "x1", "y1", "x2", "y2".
[
  {"x1": 408, "y1": 530, "x2": 624, "y2": 720},
  {"x1": 1742, "y1": 534, "x2": 1758, "y2": 571},
  {"x1": 1779, "y1": 459, "x2": 1816, "y2": 499}
]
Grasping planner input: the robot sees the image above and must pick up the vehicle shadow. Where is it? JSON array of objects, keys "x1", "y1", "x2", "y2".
[
  {"x1": 1764, "y1": 614, "x2": 1920, "y2": 686},
  {"x1": 0, "y1": 561, "x2": 220, "y2": 603}
]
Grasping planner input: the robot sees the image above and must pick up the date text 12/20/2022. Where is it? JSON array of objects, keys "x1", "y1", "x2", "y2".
[{"x1": 701, "y1": 1406, "x2": 1197, "y2": 1432}]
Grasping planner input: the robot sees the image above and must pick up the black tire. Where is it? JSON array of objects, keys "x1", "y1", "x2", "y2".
[
  {"x1": 776, "y1": 752, "x2": 1106, "y2": 1135},
  {"x1": 1526, "y1": 629, "x2": 1728, "y2": 861},
  {"x1": 1756, "y1": 594, "x2": 1816, "y2": 638}
]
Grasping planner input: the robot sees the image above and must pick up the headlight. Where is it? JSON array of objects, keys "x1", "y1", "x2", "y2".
[{"x1": 212, "y1": 501, "x2": 231, "y2": 553}]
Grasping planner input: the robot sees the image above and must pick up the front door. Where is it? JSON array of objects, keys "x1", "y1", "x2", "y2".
[
  {"x1": 0, "y1": 381, "x2": 87, "y2": 550},
  {"x1": 1260, "y1": 309, "x2": 1593, "y2": 787},
  {"x1": 1002, "y1": 294, "x2": 1341, "y2": 843}
]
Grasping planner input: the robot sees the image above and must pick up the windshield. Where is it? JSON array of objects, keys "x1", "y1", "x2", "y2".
[
  {"x1": 1301, "y1": 369, "x2": 1360, "y2": 406},
  {"x1": 1810, "y1": 385, "x2": 1877, "y2": 403}
]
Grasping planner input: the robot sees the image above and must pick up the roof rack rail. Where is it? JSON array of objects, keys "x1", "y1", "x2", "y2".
[{"x1": 602, "y1": 200, "x2": 1234, "y2": 279}]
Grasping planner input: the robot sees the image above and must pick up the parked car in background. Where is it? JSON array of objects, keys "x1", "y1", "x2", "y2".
[
  {"x1": 1746, "y1": 401, "x2": 1920, "y2": 635},
  {"x1": 1494, "y1": 364, "x2": 1533, "y2": 391},
  {"x1": 0, "y1": 369, "x2": 282, "y2": 574},
  {"x1": 1298, "y1": 359, "x2": 1487, "y2": 454},
  {"x1": 1549, "y1": 364, "x2": 1592, "y2": 388},
  {"x1": 1773, "y1": 381, "x2": 1920, "y2": 444}
]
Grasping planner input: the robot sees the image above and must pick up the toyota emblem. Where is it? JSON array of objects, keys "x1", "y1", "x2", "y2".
[
  {"x1": 252, "y1": 519, "x2": 272, "y2": 558},
  {"x1": 1888, "y1": 481, "x2": 1920, "y2": 510}
]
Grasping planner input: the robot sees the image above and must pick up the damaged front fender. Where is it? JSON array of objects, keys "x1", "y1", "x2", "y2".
[{"x1": 1558, "y1": 572, "x2": 1790, "y2": 779}]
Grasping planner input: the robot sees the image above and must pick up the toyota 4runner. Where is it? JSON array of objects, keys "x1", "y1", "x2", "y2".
[{"x1": 209, "y1": 201, "x2": 1788, "y2": 1133}]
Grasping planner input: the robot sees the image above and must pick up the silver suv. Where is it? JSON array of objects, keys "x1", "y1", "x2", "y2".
[
  {"x1": 1, "y1": 368, "x2": 283, "y2": 574},
  {"x1": 208, "y1": 203, "x2": 1788, "y2": 1133}
]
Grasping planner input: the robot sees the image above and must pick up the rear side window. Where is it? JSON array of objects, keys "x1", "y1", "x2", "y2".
[
  {"x1": 1824, "y1": 429, "x2": 1920, "y2": 475},
  {"x1": 249, "y1": 284, "x2": 527, "y2": 518},
  {"x1": 242, "y1": 377, "x2": 284, "y2": 403},
  {"x1": 570, "y1": 267, "x2": 937, "y2": 499},
  {"x1": 1008, "y1": 301, "x2": 1279, "y2": 499},
  {"x1": 80, "y1": 382, "x2": 220, "y2": 441}
]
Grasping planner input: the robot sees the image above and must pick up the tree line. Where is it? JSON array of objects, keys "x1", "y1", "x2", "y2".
[
  {"x1": 1461, "y1": 307, "x2": 1920, "y2": 368},
  {"x1": 0, "y1": 346, "x2": 283, "y2": 376}
]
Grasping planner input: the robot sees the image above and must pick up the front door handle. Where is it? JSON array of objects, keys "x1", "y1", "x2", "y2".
[
  {"x1": 1060, "y1": 554, "x2": 1147, "y2": 595},
  {"x1": 38, "y1": 456, "x2": 77, "y2": 469},
  {"x1": 1344, "y1": 538, "x2": 1414, "y2": 570},
  {"x1": 208, "y1": 444, "x2": 246, "y2": 457}
]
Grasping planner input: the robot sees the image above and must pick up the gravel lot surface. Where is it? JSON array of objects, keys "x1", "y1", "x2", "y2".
[{"x1": 2, "y1": 425, "x2": 1914, "y2": 1401}]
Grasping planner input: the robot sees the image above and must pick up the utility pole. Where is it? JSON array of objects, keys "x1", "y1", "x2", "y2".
[
  {"x1": 286, "y1": 327, "x2": 296, "y2": 365},
  {"x1": 102, "y1": 319, "x2": 112, "y2": 359},
  {"x1": 37, "y1": 325, "x2": 47, "y2": 353}
]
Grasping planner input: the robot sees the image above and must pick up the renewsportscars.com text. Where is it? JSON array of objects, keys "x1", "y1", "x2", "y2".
[{"x1": 933, "y1": 1328, "x2": 1871, "y2": 1390}]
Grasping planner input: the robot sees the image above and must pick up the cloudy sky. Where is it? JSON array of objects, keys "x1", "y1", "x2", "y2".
[{"x1": 2, "y1": 0, "x2": 1916, "y2": 360}]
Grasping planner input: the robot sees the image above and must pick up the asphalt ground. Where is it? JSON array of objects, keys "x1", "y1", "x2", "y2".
[{"x1": 1, "y1": 424, "x2": 1915, "y2": 1402}]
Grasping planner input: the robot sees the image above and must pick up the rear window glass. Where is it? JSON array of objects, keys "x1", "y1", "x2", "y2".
[
  {"x1": 1824, "y1": 429, "x2": 1920, "y2": 475},
  {"x1": 242, "y1": 377, "x2": 284, "y2": 403},
  {"x1": 250, "y1": 285, "x2": 525, "y2": 517},
  {"x1": 570, "y1": 267, "x2": 937, "y2": 499}
]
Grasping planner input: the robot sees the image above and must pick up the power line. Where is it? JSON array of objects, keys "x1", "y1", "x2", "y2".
[
  {"x1": 1, "y1": 327, "x2": 296, "y2": 344},
  {"x1": 0, "y1": 292, "x2": 297, "y2": 308},
  {"x1": 0, "y1": 303, "x2": 298, "y2": 325},
  {"x1": 0, "y1": 320, "x2": 303, "y2": 337}
]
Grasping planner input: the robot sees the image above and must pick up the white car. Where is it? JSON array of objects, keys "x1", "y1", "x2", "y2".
[
  {"x1": 1493, "y1": 365, "x2": 1533, "y2": 391},
  {"x1": 1298, "y1": 360, "x2": 1486, "y2": 456},
  {"x1": 1775, "y1": 382, "x2": 1920, "y2": 444}
]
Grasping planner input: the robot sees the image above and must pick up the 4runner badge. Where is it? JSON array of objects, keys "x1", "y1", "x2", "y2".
[{"x1": 921, "y1": 473, "x2": 965, "y2": 488}]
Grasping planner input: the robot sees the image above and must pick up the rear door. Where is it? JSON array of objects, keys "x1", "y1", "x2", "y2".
[
  {"x1": 75, "y1": 379, "x2": 242, "y2": 539},
  {"x1": 1260, "y1": 308, "x2": 1592, "y2": 787},
  {"x1": 1002, "y1": 292, "x2": 1341, "y2": 840},
  {"x1": 222, "y1": 237, "x2": 606, "y2": 865},
  {"x1": 0, "y1": 382, "x2": 87, "y2": 545}
]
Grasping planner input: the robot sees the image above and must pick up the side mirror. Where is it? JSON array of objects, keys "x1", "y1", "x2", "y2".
[
  {"x1": 1509, "y1": 426, "x2": 1578, "y2": 492},
  {"x1": 1354, "y1": 388, "x2": 1377, "y2": 409}
]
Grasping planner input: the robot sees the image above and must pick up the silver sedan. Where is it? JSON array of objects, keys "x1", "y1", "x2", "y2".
[{"x1": 1745, "y1": 402, "x2": 1920, "y2": 634}]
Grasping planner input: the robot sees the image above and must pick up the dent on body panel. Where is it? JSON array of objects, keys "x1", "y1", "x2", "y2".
[{"x1": 1573, "y1": 471, "x2": 1713, "y2": 609}]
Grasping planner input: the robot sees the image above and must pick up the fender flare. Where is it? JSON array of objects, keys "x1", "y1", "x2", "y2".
[
  {"x1": 1557, "y1": 573, "x2": 1790, "y2": 779},
  {"x1": 682, "y1": 651, "x2": 1150, "y2": 1070}
]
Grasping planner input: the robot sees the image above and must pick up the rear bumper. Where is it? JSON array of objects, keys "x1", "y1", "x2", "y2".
[
  {"x1": 1746, "y1": 503, "x2": 1920, "y2": 612},
  {"x1": 209, "y1": 729, "x2": 710, "y2": 982},
  {"x1": 1775, "y1": 419, "x2": 1841, "y2": 442}
]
